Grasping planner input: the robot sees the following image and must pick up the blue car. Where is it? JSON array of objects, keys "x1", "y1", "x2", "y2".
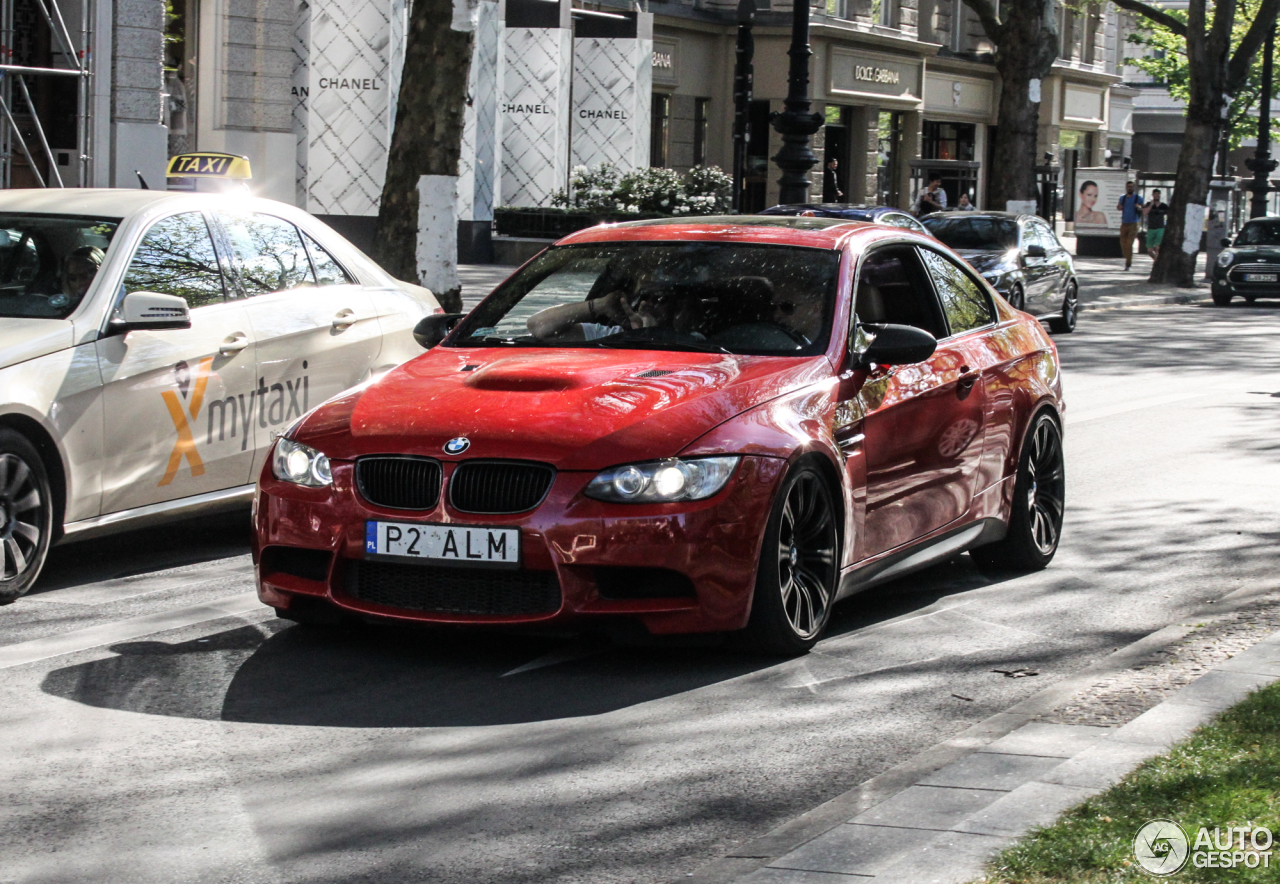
[{"x1": 760, "y1": 203, "x2": 928, "y2": 235}]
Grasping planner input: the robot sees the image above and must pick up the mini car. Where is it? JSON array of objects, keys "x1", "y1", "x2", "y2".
[
  {"x1": 1212, "y1": 217, "x2": 1280, "y2": 305},
  {"x1": 761, "y1": 203, "x2": 928, "y2": 235},
  {"x1": 254, "y1": 216, "x2": 1065, "y2": 655},
  {"x1": 0, "y1": 189, "x2": 439, "y2": 602},
  {"x1": 922, "y1": 211, "x2": 1079, "y2": 333}
]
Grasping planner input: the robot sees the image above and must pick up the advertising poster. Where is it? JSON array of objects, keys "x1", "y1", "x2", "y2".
[
  {"x1": 1072, "y1": 168, "x2": 1133, "y2": 234},
  {"x1": 570, "y1": 12, "x2": 652, "y2": 172}
]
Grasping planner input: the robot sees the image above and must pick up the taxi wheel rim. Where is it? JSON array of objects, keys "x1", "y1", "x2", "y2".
[
  {"x1": 776, "y1": 473, "x2": 837, "y2": 640},
  {"x1": 0, "y1": 453, "x2": 42, "y2": 581},
  {"x1": 1026, "y1": 420, "x2": 1065, "y2": 556}
]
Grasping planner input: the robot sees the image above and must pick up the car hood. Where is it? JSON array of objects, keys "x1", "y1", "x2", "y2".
[
  {"x1": 294, "y1": 347, "x2": 833, "y2": 470},
  {"x1": 1227, "y1": 246, "x2": 1280, "y2": 261},
  {"x1": 0, "y1": 318, "x2": 74, "y2": 371}
]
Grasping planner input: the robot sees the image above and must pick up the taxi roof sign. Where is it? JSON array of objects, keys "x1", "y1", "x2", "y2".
[{"x1": 166, "y1": 152, "x2": 252, "y2": 180}]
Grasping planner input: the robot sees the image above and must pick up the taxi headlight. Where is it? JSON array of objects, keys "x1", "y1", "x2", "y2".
[
  {"x1": 1217, "y1": 249, "x2": 1236, "y2": 268},
  {"x1": 272, "y1": 437, "x2": 333, "y2": 487},
  {"x1": 585, "y1": 457, "x2": 740, "y2": 503}
]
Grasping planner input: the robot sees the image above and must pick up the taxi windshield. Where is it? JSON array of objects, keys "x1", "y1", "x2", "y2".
[
  {"x1": 452, "y1": 242, "x2": 841, "y2": 356},
  {"x1": 0, "y1": 214, "x2": 120, "y2": 319},
  {"x1": 1235, "y1": 221, "x2": 1280, "y2": 246}
]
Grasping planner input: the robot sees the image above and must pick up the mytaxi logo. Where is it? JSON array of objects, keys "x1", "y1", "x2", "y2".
[{"x1": 160, "y1": 358, "x2": 213, "y2": 486}]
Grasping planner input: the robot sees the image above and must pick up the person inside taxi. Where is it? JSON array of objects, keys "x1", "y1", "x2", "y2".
[{"x1": 54, "y1": 246, "x2": 105, "y2": 310}]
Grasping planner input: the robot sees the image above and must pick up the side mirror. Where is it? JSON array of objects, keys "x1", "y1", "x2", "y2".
[
  {"x1": 855, "y1": 323, "x2": 937, "y2": 368},
  {"x1": 1025, "y1": 244, "x2": 1047, "y2": 258},
  {"x1": 413, "y1": 313, "x2": 465, "y2": 349},
  {"x1": 1221, "y1": 237, "x2": 1232, "y2": 248},
  {"x1": 109, "y1": 291, "x2": 191, "y2": 333}
]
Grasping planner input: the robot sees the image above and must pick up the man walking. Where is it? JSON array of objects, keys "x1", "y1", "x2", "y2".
[
  {"x1": 1115, "y1": 180, "x2": 1144, "y2": 270},
  {"x1": 1143, "y1": 188, "x2": 1168, "y2": 262},
  {"x1": 823, "y1": 158, "x2": 844, "y2": 202}
]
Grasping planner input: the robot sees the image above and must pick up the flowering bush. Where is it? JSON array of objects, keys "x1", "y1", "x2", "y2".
[{"x1": 547, "y1": 162, "x2": 733, "y2": 216}]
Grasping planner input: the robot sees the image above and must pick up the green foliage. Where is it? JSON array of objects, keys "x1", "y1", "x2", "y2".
[
  {"x1": 549, "y1": 163, "x2": 732, "y2": 216},
  {"x1": 984, "y1": 680, "x2": 1280, "y2": 882},
  {"x1": 1126, "y1": 0, "x2": 1277, "y2": 150}
]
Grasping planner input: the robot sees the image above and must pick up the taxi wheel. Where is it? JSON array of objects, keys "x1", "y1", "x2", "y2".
[
  {"x1": 1048, "y1": 282, "x2": 1078, "y2": 333},
  {"x1": 0, "y1": 431, "x2": 53, "y2": 604},
  {"x1": 971, "y1": 412, "x2": 1064, "y2": 575},
  {"x1": 742, "y1": 465, "x2": 839, "y2": 656}
]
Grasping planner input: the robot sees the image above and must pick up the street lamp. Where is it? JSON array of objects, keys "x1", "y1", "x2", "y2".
[
  {"x1": 1247, "y1": 21, "x2": 1277, "y2": 218},
  {"x1": 770, "y1": 0, "x2": 824, "y2": 205},
  {"x1": 732, "y1": 0, "x2": 755, "y2": 213}
]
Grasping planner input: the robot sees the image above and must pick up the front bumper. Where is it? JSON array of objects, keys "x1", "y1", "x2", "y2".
[
  {"x1": 253, "y1": 455, "x2": 787, "y2": 635},
  {"x1": 1213, "y1": 264, "x2": 1280, "y2": 297}
]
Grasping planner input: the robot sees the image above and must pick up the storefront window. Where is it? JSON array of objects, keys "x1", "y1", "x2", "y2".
[
  {"x1": 877, "y1": 111, "x2": 901, "y2": 207},
  {"x1": 922, "y1": 121, "x2": 975, "y2": 162},
  {"x1": 651, "y1": 93, "x2": 671, "y2": 168},
  {"x1": 694, "y1": 98, "x2": 709, "y2": 166}
]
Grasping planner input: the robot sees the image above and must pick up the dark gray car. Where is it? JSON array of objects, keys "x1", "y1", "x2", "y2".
[{"x1": 922, "y1": 211, "x2": 1079, "y2": 333}]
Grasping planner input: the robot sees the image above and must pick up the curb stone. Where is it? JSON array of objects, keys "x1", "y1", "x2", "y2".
[{"x1": 680, "y1": 581, "x2": 1280, "y2": 884}]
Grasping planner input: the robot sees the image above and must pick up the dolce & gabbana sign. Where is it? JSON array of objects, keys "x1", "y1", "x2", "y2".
[{"x1": 829, "y1": 48, "x2": 920, "y2": 103}]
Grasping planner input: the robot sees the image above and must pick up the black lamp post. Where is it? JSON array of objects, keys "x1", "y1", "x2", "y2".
[
  {"x1": 1247, "y1": 22, "x2": 1277, "y2": 218},
  {"x1": 732, "y1": 0, "x2": 755, "y2": 213},
  {"x1": 770, "y1": 0, "x2": 824, "y2": 205}
]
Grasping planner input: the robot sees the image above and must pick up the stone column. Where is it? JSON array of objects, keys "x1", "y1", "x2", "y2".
[
  {"x1": 896, "y1": 109, "x2": 922, "y2": 211},
  {"x1": 111, "y1": 0, "x2": 167, "y2": 188},
  {"x1": 847, "y1": 105, "x2": 879, "y2": 204}
]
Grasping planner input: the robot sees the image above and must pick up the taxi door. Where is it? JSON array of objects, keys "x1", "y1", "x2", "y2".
[
  {"x1": 95, "y1": 211, "x2": 258, "y2": 514},
  {"x1": 212, "y1": 211, "x2": 382, "y2": 477}
]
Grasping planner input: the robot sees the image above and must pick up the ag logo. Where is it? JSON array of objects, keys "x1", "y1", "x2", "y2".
[
  {"x1": 443, "y1": 437, "x2": 470, "y2": 455},
  {"x1": 160, "y1": 358, "x2": 214, "y2": 486},
  {"x1": 1134, "y1": 819, "x2": 1190, "y2": 876}
]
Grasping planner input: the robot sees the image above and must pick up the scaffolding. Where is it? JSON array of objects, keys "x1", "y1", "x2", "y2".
[{"x1": 0, "y1": 0, "x2": 90, "y2": 188}]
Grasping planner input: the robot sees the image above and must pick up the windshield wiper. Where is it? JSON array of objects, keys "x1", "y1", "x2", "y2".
[{"x1": 593, "y1": 337, "x2": 732, "y2": 355}]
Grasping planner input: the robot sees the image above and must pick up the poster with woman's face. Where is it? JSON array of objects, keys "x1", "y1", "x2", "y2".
[{"x1": 1073, "y1": 170, "x2": 1132, "y2": 232}]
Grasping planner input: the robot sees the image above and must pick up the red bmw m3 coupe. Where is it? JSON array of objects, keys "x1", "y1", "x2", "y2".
[{"x1": 253, "y1": 216, "x2": 1065, "y2": 654}]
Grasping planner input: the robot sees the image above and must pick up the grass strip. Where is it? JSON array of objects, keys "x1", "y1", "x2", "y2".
[{"x1": 983, "y1": 680, "x2": 1280, "y2": 883}]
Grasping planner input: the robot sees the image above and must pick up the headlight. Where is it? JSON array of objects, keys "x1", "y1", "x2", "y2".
[
  {"x1": 272, "y1": 437, "x2": 333, "y2": 487},
  {"x1": 585, "y1": 456, "x2": 739, "y2": 503},
  {"x1": 1217, "y1": 249, "x2": 1236, "y2": 267}
]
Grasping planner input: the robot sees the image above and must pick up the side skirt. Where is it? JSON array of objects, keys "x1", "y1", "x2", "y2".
[
  {"x1": 60, "y1": 485, "x2": 256, "y2": 544},
  {"x1": 836, "y1": 517, "x2": 1007, "y2": 601}
]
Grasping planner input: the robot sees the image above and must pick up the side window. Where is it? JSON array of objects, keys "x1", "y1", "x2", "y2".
[
  {"x1": 1033, "y1": 221, "x2": 1058, "y2": 250},
  {"x1": 121, "y1": 212, "x2": 226, "y2": 309},
  {"x1": 302, "y1": 232, "x2": 356, "y2": 286},
  {"x1": 855, "y1": 246, "x2": 947, "y2": 338},
  {"x1": 219, "y1": 213, "x2": 316, "y2": 296},
  {"x1": 1020, "y1": 222, "x2": 1039, "y2": 249},
  {"x1": 919, "y1": 249, "x2": 994, "y2": 335}
]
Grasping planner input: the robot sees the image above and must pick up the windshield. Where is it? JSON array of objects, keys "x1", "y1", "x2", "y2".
[
  {"x1": 1235, "y1": 221, "x2": 1280, "y2": 246},
  {"x1": 452, "y1": 242, "x2": 841, "y2": 356},
  {"x1": 0, "y1": 214, "x2": 120, "y2": 319},
  {"x1": 922, "y1": 216, "x2": 1018, "y2": 251}
]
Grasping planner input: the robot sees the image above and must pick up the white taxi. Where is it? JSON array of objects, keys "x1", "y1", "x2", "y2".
[{"x1": 0, "y1": 189, "x2": 440, "y2": 602}]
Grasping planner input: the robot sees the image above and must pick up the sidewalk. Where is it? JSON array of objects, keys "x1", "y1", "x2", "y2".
[
  {"x1": 1059, "y1": 234, "x2": 1212, "y2": 311},
  {"x1": 689, "y1": 585, "x2": 1280, "y2": 884}
]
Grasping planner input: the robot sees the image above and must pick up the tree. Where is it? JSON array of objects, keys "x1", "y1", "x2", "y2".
[
  {"x1": 960, "y1": 0, "x2": 1061, "y2": 211},
  {"x1": 371, "y1": 0, "x2": 475, "y2": 312},
  {"x1": 1112, "y1": 0, "x2": 1280, "y2": 285}
]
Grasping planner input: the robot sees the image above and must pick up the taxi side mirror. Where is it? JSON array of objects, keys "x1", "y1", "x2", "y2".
[
  {"x1": 854, "y1": 323, "x2": 937, "y2": 368},
  {"x1": 413, "y1": 313, "x2": 465, "y2": 349},
  {"x1": 109, "y1": 291, "x2": 191, "y2": 333}
]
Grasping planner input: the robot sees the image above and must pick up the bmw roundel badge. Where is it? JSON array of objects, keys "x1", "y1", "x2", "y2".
[{"x1": 444, "y1": 437, "x2": 470, "y2": 455}]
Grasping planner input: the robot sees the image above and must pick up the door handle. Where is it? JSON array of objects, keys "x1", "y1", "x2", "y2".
[
  {"x1": 219, "y1": 332, "x2": 249, "y2": 356},
  {"x1": 957, "y1": 366, "x2": 978, "y2": 389},
  {"x1": 332, "y1": 308, "x2": 357, "y2": 331}
]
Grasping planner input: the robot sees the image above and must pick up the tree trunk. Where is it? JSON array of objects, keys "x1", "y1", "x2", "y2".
[
  {"x1": 1148, "y1": 98, "x2": 1224, "y2": 285},
  {"x1": 371, "y1": 0, "x2": 473, "y2": 312},
  {"x1": 963, "y1": 0, "x2": 1059, "y2": 209}
]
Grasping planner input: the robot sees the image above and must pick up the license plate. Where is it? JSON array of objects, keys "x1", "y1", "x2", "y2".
[
  {"x1": 1243, "y1": 273, "x2": 1277, "y2": 282},
  {"x1": 365, "y1": 521, "x2": 520, "y2": 567}
]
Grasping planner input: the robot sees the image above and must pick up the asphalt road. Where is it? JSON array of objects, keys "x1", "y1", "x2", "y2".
[{"x1": 2, "y1": 301, "x2": 1278, "y2": 884}]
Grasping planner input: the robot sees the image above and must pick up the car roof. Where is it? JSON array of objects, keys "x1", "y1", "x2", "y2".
[
  {"x1": 0, "y1": 188, "x2": 305, "y2": 219},
  {"x1": 555, "y1": 214, "x2": 882, "y2": 249}
]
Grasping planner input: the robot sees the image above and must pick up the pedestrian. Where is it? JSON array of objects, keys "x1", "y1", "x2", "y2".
[
  {"x1": 1115, "y1": 179, "x2": 1144, "y2": 270},
  {"x1": 1143, "y1": 188, "x2": 1167, "y2": 262},
  {"x1": 823, "y1": 158, "x2": 844, "y2": 202},
  {"x1": 957, "y1": 193, "x2": 976, "y2": 211},
  {"x1": 915, "y1": 175, "x2": 947, "y2": 216}
]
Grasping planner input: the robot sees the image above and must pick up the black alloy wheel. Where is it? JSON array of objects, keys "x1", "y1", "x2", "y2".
[
  {"x1": 1008, "y1": 284, "x2": 1027, "y2": 311},
  {"x1": 1048, "y1": 281, "x2": 1078, "y2": 333},
  {"x1": 743, "y1": 465, "x2": 839, "y2": 655},
  {"x1": 0, "y1": 430, "x2": 53, "y2": 604},
  {"x1": 971, "y1": 412, "x2": 1065, "y2": 574}
]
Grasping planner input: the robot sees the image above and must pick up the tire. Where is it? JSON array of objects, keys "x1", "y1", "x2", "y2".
[
  {"x1": 1047, "y1": 282, "x2": 1078, "y2": 333},
  {"x1": 0, "y1": 430, "x2": 54, "y2": 604},
  {"x1": 971, "y1": 412, "x2": 1064, "y2": 574},
  {"x1": 1212, "y1": 289, "x2": 1233, "y2": 306},
  {"x1": 1008, "y1": 284, "x2": 1026, "y2": 312},
  {"x1": 742, "y1": 464, "x2": 840, "y2": 655}
]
